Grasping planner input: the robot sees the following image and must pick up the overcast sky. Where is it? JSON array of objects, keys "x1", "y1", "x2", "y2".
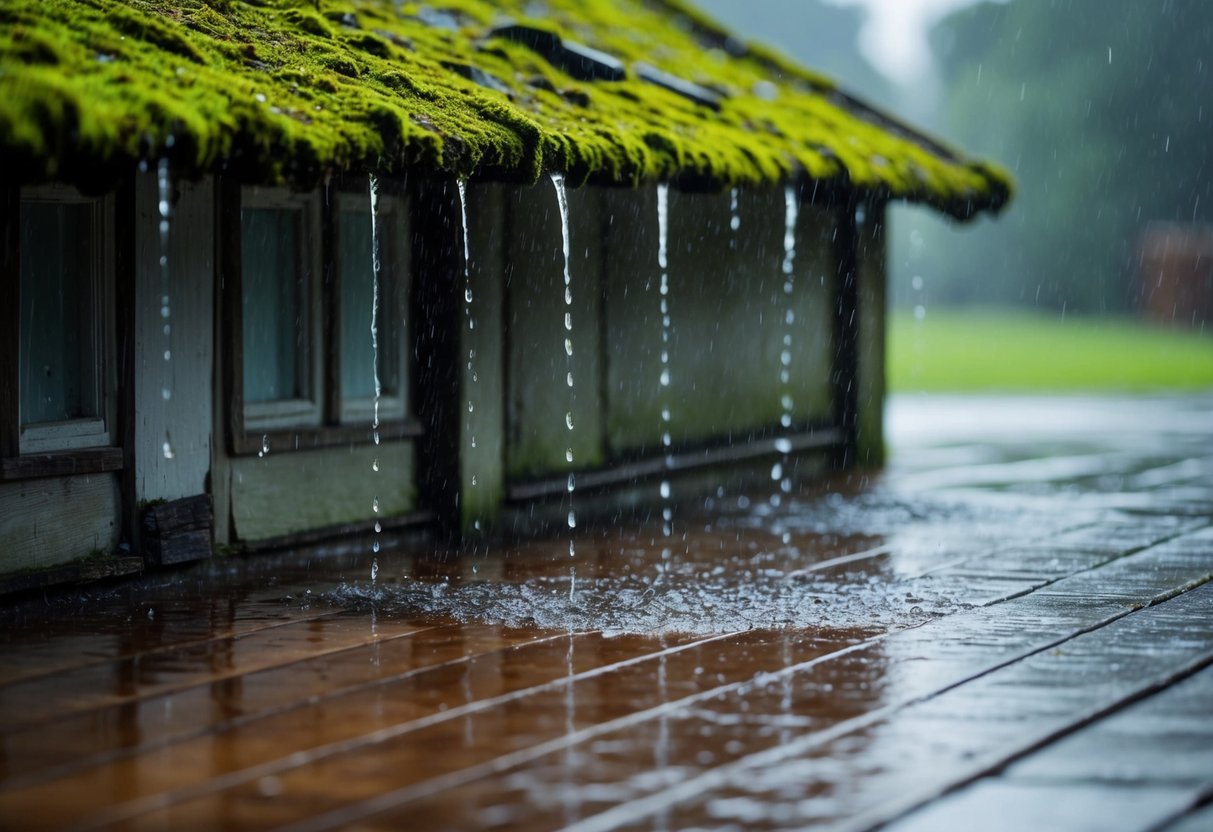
[{"x1": 825, "y1": 0, "x2": 1001, "y2": 81}]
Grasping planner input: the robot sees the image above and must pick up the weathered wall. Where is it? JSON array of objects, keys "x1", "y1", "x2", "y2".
[
  {"x1": 134, "y1": 172, "x2": 214, "y2": 504},
  {"x1": 228, "y1": 442, "x2": 415, "y2": 542},
  {"x1": 505, "y1": 182, "x2": 606, "y2": 481},
  {"x1": 601, "y1": 186, "x2": 835, "y2": 457},
  {"x1": 0, "y1": 474, "x2": 120, "y2": 570}
]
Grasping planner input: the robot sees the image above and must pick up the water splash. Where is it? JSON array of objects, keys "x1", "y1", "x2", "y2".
[
  {"x1": 369, "y1": 174, "x2": 383, "y2": 558},
  {"x1": 656, "y1": 184, "x2": 674, "y2": 574},
  {"x1": 157, "y1": 156, "x2": 176, "y2": 459},
  {"x1": 773, "y1": 185, "x2": 798, "y2": 523},
  {"x1": 551, "y1": 172, "x2": 577, "y2": 566}
]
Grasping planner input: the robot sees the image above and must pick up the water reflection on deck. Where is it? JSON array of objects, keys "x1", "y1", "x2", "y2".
[{"x1": 1, "y1": 394, "x2": 1211, "y2": 830}]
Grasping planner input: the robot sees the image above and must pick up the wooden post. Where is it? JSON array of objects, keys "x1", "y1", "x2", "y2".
[
  {"x1": 410, "y1": 177, "x2": 463, "y2": 541},
  {"x1": 114, "y1": 177, "x2": 140, "y2": 551},
  {"x1": 0, "y1": 186, "x2": 19, "y2": 459},
  {"x1": 832, "y1": 197, "x2": 861, "y2": 470}
]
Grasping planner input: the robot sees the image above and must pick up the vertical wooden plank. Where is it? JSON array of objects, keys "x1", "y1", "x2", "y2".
[
  {"x1": 410, "y1": 177, "x2": 462, "y2": 540},
  {"x1": 831, "y1": 195, "x2": 861, "y2": 470},
  {"x1": 0, "y1": 186, "x2": 19, "y2": 459},
  {"x1": 855, "y1": 200, "x2": 887, "y2": 468},
  {"x1": 134, "y1": 172, "x2": 215, "y2": 503},
  {"x1": 114, "y1": 176, "x2": 140, "y2": 550},
  {"x1": 209, "y1": 176, "x2": 233, "y2": 546},
  {"x1": 215, "y1": 178, "x2": 246, "y2": 456},
  {"x1": 321, "y1": 182, "x2": 341, "y2": 425}
]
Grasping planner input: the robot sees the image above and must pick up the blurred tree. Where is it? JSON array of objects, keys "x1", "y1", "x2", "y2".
[{"x1": 912, "y1": 0, "x2": 1212, "y2": 313}]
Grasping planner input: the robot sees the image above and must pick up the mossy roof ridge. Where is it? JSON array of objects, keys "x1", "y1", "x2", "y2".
[{"x1": 0, "y1": 0, "x2": 1012, "y2": 219}]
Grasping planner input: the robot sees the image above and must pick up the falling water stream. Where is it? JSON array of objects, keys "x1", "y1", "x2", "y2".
[
  {"x1": 157, "y1": 157, "x2": 176, "y2": 460},
  {"x1": 369, "y1": 174, "x2": 383, "y2": 576},
  {"x1": 771, "y1": 186, "x2": 799, "y2": 529},
  {"x1": 550, "y1": 173, "x2": 578, "y2": 596},
  {"x1": 656, "y1": 184, "x2": 674, "y2": 576},
  {"x1": 456, "y1": 179, "x2": 480, "y2": 537}
]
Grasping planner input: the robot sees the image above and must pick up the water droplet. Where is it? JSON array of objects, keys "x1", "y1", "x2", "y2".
[
  {"x1": 661, "y1": 407, "x2": 671, "y2": 422},
  {"x1": 163, "y1": 349, "x2": 171, "y2": 362},
  {"x1": 258, "y1": 435, "x2": 269, "y2": 457},
  {"x1": 566, "y1": 372, "x2": 574, "y2": 387},
  {"x1": 372, "y1": 497, "x2": 380, "y2": 513},
  {"x1": 564, "y1": 312, "x2": 572, "y2": 331},
  {"x1": 567, "y1": 473, "x2": 576, "y2": 492},
  {"x1": 567, "y1": 510, "x2": 577, "y2": 529},
  {"x1": 770, "y1": 462, "x2": 783, "y2": 481},
  {"x1": 161, "y1": 440, "x2": 175, "y2": 460},
  {"x1": 660, "y1": 481, "x2": 670, "y2": 499},
  {"x1": 161, "y1": 387, "x2": 172, "y2": 401},
  {"x1": 565, "y1": 339, "x2": 573, "y2": 357},
  {"x1": 374, "y1": 521, "x2": 382, "y2": 533},
  {"x1": 370, "y1": 558, "x2": 379, "y2": 582},
  {"x1": 372, "y1": 459, "x2": 380, "y2": 472},
  {"x1": 464, "y1": 287, "x2": 473, "y2": 303},
  {"x1": 566, "y1": 412, "x2": 574, "y2": 430},
  {"x1": 780, "y1": 414, "x2": 793, "y2": 428},
  {"x1": 372, "y1": 540, "x2": 380, "y2": 553},
  {"x1": 660, "y1": 369, "x2": 670, "y2": 387},
  {"x1": 774, "y1": 437, "x2": 793, "y2": 453},
  {"x1": 566, "y1": 448, "x2": 574, "y2": 463}
]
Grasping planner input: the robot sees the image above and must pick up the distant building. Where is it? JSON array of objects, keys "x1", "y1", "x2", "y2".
[
  {"x1": 0, "y1": 0, "x2": 1011, "y2": 587},
  {"x1": 1138, "y1": 223, "x2": 1213, "y2": 329}
]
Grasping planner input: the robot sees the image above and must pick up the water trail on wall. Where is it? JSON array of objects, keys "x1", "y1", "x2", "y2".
[
  {"x1": 369, "y1": 174, "x2": 383, "y2": 557},
  {"x1": 550, "y1": 173, "x2": 578, "y2": 573},
  {"x1": 771, "y1": 186, "x2": 798, "y2": 540},
  {"x1": 157, "y1": 156, "x2": 176, "y2": 460},
  {"x1": 656, "y1": 184, "x2": 673, "y2": 578},
  {"x1": 456, "y1": 179, "x2": 481, "y2": 537}
]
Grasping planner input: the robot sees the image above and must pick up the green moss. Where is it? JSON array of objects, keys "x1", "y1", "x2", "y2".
[{"x1": 0, "y1": 0, "x2": 1012, "y2": 218}]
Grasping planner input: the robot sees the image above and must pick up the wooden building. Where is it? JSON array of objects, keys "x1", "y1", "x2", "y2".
[{"x1": 0, "y1": 0, "x2": 1011, "y2": 585}]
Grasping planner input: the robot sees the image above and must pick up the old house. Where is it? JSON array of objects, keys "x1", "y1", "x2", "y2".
[{"x1": 0, "y1": 0, "x2": 1011, "y2": 586}]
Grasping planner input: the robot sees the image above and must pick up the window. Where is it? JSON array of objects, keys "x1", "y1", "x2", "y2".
[
  {"x1": 15, "y1": 187, "x2": 113, "y2": 454},
  {"x1": 240, "y1": 188, "x2": 322, "y2": 428},
  {"x1": 222, "y1": 181, "x2": 417, "y2": 454},
  {"x1": 337, "y1": 191, "x2": 409, "y2": 424}
]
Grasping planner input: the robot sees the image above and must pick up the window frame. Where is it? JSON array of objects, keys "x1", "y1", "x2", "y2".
[
  {"x1": 335, "y1": 189, "x2": 411, "y2": 426},
  {"x1": 219, "y1": 177, "x2": 421, "y2": 457},
  {"x1": 238, "y1": 187, "x2": 324, "y2": 431},
  {"x1": 1, "y1": 184, "x2": 121, "y2": 481}
]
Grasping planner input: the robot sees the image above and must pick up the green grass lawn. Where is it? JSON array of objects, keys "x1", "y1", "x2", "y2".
[{"x1": 888, "y1": 309, "x2": 1213, "y2": 393}]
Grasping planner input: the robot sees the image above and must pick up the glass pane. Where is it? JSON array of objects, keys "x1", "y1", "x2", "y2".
[
  {"x1": 242, "y1": 206, "x2": 307, "y2": 404},
  {"x1": 19, "y1": 201, "x2": 97, "y2": 425},
  {"x1": 340, "y1": 207, "x2": 399, "y2": 401}
]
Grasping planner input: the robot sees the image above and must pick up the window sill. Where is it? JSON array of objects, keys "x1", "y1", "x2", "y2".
[
  {"x1": 231, "y1": 417, "x2": 424, "y2": 457},
  {"x1": 0, "y1": 447, "x2": 124, "y2": 482}
]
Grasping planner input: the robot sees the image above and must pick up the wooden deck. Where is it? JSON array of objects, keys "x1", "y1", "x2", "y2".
[{"x1": 1, "y1": 393, "x2": 1211, "y2": 830}]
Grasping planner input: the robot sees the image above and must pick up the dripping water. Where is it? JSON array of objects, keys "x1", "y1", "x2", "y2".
[
  {"x1": 656, "y1": 184, "x2": 673, "y2": 576},
  {"x1": 157, "y1": 156, "x2": 176, "y2": 460},
  {"x1": 772, "y1": 186, "x2": 798, "y2": 540},
  {"x1": 456, "y1": 179, "x2": 480, "y2": 538},
  {"x1": 729, "y1": 186, "x2": 741, "y2": 234},
  {"x1": 369, "y1": 174, "x2": 383, "y2": 557},
  {"x1": 550, "y1": 173, "x2": 578, "y2": 572}
]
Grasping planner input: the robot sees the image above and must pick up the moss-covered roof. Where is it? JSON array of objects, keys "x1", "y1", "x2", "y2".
[{"x1": 0, "y1": 0, "x2": 1012, "y2": 219}]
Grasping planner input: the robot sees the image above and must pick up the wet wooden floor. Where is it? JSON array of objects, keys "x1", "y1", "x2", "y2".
[{"x1": 1, "y1": 394, "x2": 1212, "y2": 830}]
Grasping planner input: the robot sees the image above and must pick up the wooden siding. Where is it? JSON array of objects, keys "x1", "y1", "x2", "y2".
[
  {"x1": 0, "y1": 473, "x2": 120, "y2": 570},
  {"x1": 229, "y1": 442, "x2": 416, "y2": 542},
  {"x1": 134, "y1": 172, "x2": 215, "y2": 503}
]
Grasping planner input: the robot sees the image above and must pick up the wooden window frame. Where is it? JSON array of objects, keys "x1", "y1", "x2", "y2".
[
  {"x1": 1, "y1": 185, "x2": 122, "y2": 482},
  {"x1": 218, "y1": 177, "x2": 421, "y2": 457}
]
